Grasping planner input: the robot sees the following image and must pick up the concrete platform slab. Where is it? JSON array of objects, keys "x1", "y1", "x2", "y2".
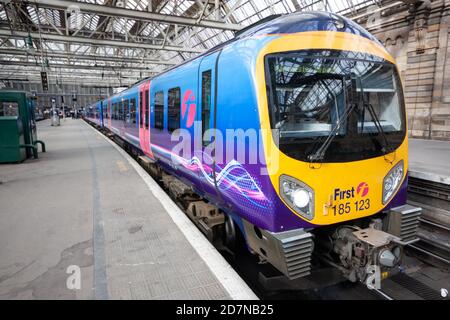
[{"x1": 0, "y1": 119, "x2": 256, "y2": 300}]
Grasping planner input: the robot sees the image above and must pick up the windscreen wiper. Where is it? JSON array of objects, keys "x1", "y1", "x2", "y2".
[
  {"x1": 307, "y1": 76, "x2": 358, "y2": 162},
  {"x1": 359, "y1": 85, "x2": 393, "y2": 154},
  {"x1": 307, "y1": 101, "x2": 358, "y2": 162},
  {"x1": 364, "y1": 102, "x2": 393, "y2": 154}
]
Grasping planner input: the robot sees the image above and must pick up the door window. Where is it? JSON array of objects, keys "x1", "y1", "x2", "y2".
[
  {"x1": 201, "y1": 70, "x2": 212, "y2": 146},
  {"x1": 145, "y1": 90, "x2": 149, "y2": 129},
  {"x1": 168, "y1": 87, "x2": 181, "y2": 132},
  {"x1": 139, "y1": 92, "x2": 143, "y2": 127}
]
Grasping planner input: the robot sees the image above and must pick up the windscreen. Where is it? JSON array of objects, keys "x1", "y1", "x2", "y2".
[{"x1": 265, "y1": 50, "x2": 406, "y2": 162}]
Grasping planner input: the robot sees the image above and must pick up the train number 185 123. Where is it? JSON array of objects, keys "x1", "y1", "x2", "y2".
[{"x1": 333, "y1": 199, "x2": 370, "y2": 216}]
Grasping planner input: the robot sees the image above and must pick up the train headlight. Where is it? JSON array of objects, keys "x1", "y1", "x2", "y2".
[
  {"x1": 280, "y1": 175, "x2": 314, "y2": 220},
  {"x1": 293, "y1": 189, "x2": 310, "y2": 208},
  {"x1": 382, "y1": 160, "x2": 404, "y2": 204}
]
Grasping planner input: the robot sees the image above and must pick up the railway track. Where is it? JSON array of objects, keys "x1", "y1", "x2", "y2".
[
  {"x1": 409, "y1": 177, "x2": 450, "y2": 199},
  {"x1": 407, "y1": 177, "x2": 450, "y2": 269},
  {"x1": 408, "y1": 177, "x2": 450, "y2": 212},
  {"x1": 372, "y1": 273, "x2": 447, "y2": 300},
  {"x1": 408, "y1": 218, "x2": 450, "y2": 267}
]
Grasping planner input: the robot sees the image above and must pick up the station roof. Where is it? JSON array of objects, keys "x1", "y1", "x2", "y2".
[{"x1": 0, "y1": 0, "x2": 410, "y2": 87}]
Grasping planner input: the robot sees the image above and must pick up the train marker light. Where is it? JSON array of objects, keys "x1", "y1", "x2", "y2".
[{"x1": 382, "y1": 160, "x2": 404, "y2": 204}]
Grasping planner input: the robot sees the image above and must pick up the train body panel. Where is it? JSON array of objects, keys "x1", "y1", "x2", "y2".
[
  {"x1": 84, "y1": 11, "x2": 418, "y2": 286},
  {"x1": 85, "y1": 14, "x2": 408, "y2": 232}
]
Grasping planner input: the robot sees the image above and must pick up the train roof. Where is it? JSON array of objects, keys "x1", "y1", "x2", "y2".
[
  {"x1": 235, "y1": 11, "x2": 379, "y2": 42},
  {"x1": 132, "y1": 11, "x2": 380, "y2": 88}
]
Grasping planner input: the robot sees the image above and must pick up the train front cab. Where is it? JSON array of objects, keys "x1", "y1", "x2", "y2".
[{"x1": 244, "y1": 31, "x2": 422, "y2": 289}]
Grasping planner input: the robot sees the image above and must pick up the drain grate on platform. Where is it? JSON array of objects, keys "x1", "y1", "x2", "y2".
[{"x1": 390, "y1": 274, "x2": 445, "y2": 300}]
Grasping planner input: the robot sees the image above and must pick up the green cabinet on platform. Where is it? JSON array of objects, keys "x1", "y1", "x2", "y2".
[{"x1": 0, "y1": 89, "x2": 45, "y2": 163}]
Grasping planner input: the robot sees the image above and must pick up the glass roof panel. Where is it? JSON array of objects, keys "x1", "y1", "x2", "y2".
[
  {"x1": 0, "y1": 0, "x2": 387, "y2": 86},
  {"x1": 0, "y1": 9, "x2": 6, "y2": 21}
]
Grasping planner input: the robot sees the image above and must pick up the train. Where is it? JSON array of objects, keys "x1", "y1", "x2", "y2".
[{"x1": 85, "y1": 11, "x2": 421, "y2": 289}]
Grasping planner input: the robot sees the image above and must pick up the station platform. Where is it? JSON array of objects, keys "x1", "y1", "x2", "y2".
[
  {"x1": 409, "y1": 138, "x2": 450, "y2": 185},
  {"x1": 0, "y1": 119, "x2": 257, "y2": 300}
]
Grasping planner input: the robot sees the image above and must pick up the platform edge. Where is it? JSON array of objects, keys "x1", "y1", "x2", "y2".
[{"x1": 83, "y1": 121, "x2": 258, "y2": 300}]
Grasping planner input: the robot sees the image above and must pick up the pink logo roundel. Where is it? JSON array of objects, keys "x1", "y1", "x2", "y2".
[
  {"x1": 357, "y1": 182, "x2": 369, "y2": 197},
  {"x1": 181, "y1": 90, "x2": 196, "y2": 128}
]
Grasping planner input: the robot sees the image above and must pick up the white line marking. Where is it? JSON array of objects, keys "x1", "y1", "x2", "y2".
[{"x1": 83, "y1": 120, "x2": 258, "y2": 300}]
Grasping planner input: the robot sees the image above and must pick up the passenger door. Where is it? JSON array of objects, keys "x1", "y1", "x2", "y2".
[
  {"x1": 100, "y1": 101, "x2": 104, "y2": 127},
  {"x1": 196, "y1": 52, "x2": 221, "y2": 201},
  {"x1": 107, "y1": 99, "x2": 112, "y2": 128},
  {"x1": 139, "y1": 81, "x2": 154, "y2": 158}
]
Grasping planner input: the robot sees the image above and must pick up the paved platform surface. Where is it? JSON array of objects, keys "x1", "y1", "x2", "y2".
[
  {"x1": 0, "y1": 119, "x2": 256, "y2": 300},
  {"x1": 409, "y1": 138, "x2": 450, "y2": 185}
]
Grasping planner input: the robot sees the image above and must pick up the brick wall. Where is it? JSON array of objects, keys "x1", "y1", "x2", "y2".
[{"x1": 360, "y1": 0, "x2": 450, "y2": 140}]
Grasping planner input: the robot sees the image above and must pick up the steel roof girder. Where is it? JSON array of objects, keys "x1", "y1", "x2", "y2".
[{"x1": 33, "y1": 0, "x2": 242, "y2": 31}]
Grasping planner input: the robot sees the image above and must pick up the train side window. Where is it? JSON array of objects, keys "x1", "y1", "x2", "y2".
[
  {"x1": 154, "y1": 91, "x2": 164, "y2": 130},
  {"x1": 201, "y1": 70, "x2": 212, "y2": 146},
  {"x1": 139, "y1": 92, "x2": 143, "y2": 127},
  {"x1": 168, "y1": 87, "x2": 180, "y2": 132},
  {"x1": 124, "y1": 99, "x2": 129, "y2": 123},
  {"x1": 102, "y1": 102, "x2": 107, "y2": 119},
  {"x1": 120, "y1": 100, "x2": 125, "y2": 121},
  {"x1": 130, "y1": 98, "x2": 136, "y2": 124},
  {"x1": 145, "y1": 90, "x2": 149, "y2": 129}
]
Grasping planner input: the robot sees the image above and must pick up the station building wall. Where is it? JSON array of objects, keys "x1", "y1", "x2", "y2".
[{"x1": 361, "y1": 0, "x2": 450, "y2": 140}]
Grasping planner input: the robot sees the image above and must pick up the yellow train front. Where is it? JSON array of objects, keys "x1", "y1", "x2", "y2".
[{"x1": 222, "y1": 12, "x2": 422, "y2": 290}]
